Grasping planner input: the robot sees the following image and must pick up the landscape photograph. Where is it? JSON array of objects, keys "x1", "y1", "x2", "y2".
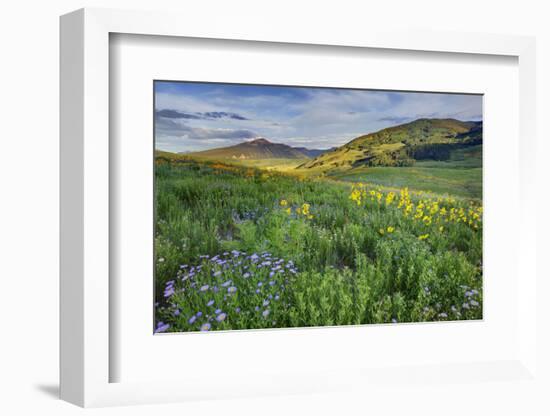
[{"x1": 153, "y1": 81, "x2": 483, "y2": 333}]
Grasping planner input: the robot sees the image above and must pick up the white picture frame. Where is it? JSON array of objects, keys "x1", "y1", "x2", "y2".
[{"x1": 60, "y1": 7, "x2": 539, "y2": 408}]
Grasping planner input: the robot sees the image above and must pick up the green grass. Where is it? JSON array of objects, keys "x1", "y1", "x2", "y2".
[
  {"x1": 219, "y1": 157, "x2": 309, "y2": 171},
  {"x1": 324, "y1": 145, "x2": 482, "y2": 199},
  {"x1": 154, "y1": 158, "x2": 483, "y2": 333},
  {"x1": 330, "y1": 166, "x2": 482, "y2": 199}
]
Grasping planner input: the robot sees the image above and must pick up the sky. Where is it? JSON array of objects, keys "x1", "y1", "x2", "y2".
[{"x1": 154, "y1": 81, "x2": 482, "y2": 153}]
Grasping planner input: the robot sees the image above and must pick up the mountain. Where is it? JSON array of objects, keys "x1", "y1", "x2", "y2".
[
  {"x1": 298, "y1": 118, "x2": 482, "y2": 171},
  {"x1": 189, "y1": 138, "x2": 329, "y2": 160}
]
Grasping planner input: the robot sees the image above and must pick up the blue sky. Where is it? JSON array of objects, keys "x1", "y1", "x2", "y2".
[{"x1": 154, "y1": 81, "x2": 482, "y2": 153}]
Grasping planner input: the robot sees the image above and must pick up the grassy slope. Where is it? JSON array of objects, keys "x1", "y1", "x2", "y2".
[
  {"x1": 300, "y1": 118, "x2": 481, "y2": 170},
  {"x1": 217, "y1": 157, "x2": 310, "y2": 172},
  {"x1": 321, "y1": 145, "x2": 482, "y2": 199}
]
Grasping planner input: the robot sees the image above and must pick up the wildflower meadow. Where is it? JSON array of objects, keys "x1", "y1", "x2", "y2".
[{"x1": 154, "y1": 158, "x2": 483, "y2": 333}]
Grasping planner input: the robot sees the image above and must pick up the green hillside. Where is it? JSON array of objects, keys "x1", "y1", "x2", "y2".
[{"x1": 299, "y1": 118, "x2": 482, "y2": 171}]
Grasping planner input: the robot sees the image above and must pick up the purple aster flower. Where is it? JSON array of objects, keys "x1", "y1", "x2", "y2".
[
  {"x1": 462, "y1": 302, "x2": 470, "y2": 309},
  {"x1": 269, "y1": 271, "x2": 275, "y2": 278},
  {"x1": 263, "y1": 300, "x2": 270, "y2": 307},
  {"x1": 188, "y1": 315, "x2": 197, "y2": 324},
  {"x1": 213, "y1": 271, "x2": 221, "y2": 277},
  {"x1": 200, "y1": 284, "x2": 209, "y2": 292},
  {"x1": 235, "y1": 307, "x2": 241, "y2": 313},
  {"x1": 216, "y1": 313, "x2": 227, "y2": 322},
  {"x1": 255, "y1": 289, "x2": 261, "y2": 294},
  {"x1": 215, "y1": 308, "x2": 222, "y2": 314},
  {"x1": 196, "y1": 311, "x2": 203, "y2": 317},
  {"x1": 255, "y1": 306, "x2": 260, "y2": 312},
  {"x1": 155, "y1": 322, "x2": 170, "y2": 333},
  {"x1": 164, "y1": 287, "x2": 175, "y2": 298},
  {"x1": 243, "y1": 272, "x2": 250, "y2": 278},
  {"x1": 274, "y1": 295, "x2": 280, "y2": 301},
  {"x1": 470, "y1": 299, "x2": 479, "y2": 307},
  {"x1": 180, "y1": 264, "x2": 188, "y2": 269},
  {"x1": 173, "y1": 309, "x2": 180, "y2": 317},
  {"x1": 257, "y1": 282, "x2": 263, "y2": 287},
  {"x1": 221, "y1": 280, "x2": 231, "y2": 287},
  {"x1": 269, "y1": 280, "x2": 276, "y2": 286},
  {"x1": 262, "y1": 309, "x2": 270, "y2": 318},
  {"x1": 200, "y1": 323, "x2": 211, "y2": 331},
  {"x1": 391, "y1": 318, "x2": 397, "y2": 323},
  {"x1": 228, "y1": 286, "x2": 237, "y2": 294},
  {"x1": 207, "y1": 299, "x2": 215, "y2": 307}
]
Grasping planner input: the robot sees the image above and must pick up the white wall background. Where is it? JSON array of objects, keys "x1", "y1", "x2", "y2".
[{"x1": 0, "y1": 1, "x2": 548, "y2": 415}]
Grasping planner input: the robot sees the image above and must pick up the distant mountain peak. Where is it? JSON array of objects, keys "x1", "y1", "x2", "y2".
[
  {"x1": 188, "y1": 137, "x2": 330, "y2": 160},
  {"x1": 249, "y1": 138, "x2": 272, "y2": 145}
]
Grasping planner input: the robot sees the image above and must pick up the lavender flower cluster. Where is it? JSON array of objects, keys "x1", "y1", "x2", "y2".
[
  {"x1": 420, "y1": 284, "x2": 482, "y2": 321},
  {"x1": 155, "y1": 250, "x2": 298, "y2": 333}
]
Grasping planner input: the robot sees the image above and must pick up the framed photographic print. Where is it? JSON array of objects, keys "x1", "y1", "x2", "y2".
[
  {"x1": 60, "y1": 7, "x2": 541, "y2": 409},
  {"x1": 152, "y1": 81, "x2": 484, "y2": 334}
]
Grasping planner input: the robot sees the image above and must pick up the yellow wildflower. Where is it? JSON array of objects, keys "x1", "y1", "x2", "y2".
[
  {"x1": 385, "y1": 192, "x2": 395, "y2": 205},
  {"x1": 387, "y1": 226, "x2": 395, "y2": 233},
  {"x1": 350, "y1": 189, "x2": 362, "y2": 205},
  {"x1": 418, "y1": 234, "x2": 429, "y2": 240},
  {"x1": 280, "y1": 199, "x2": 288, "y2": 207}
]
